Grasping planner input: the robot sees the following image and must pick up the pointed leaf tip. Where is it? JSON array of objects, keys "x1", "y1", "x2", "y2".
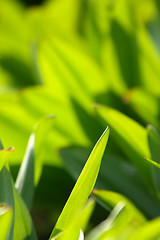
[
  {"x1": 100, "y1": 126, "x2": 109, "y2": 138},
  {"x1": 49, "y1": 127, "x2": 110, "y2": 238}
]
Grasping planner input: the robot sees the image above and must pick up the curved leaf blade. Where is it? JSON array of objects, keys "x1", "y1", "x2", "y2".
[
  {"x1": 60, "y1": 147, "x2": 160, "y2": 218},
  {"x1": 95, "y1": 105, "x2": 154, "y2": 189},
  {"x1": 128, "y1": 217, "x2": 160, "y2": 240},
  {"x1": 92, "y1": 190, "x2": 146, "y2": 239},
  {"x1": 86, "y1": 203, "x2": 124, "y2": 240}
]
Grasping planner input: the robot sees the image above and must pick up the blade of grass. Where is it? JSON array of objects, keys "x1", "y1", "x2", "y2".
[
  {"x1": 146, "y1": 125, "x2": 160, "y2": 194},
  {"x1": 123, "y1": 88, "x2": 159, "y2": 127},
  {"x1": 60, "y1": 147, "x2": 160, "y2": 218},
  {"x1": 49, "y1": 127, "x2": 109, "y2": 238},
  {"x1": 86, "y1": 203, "x2": 125, "y2": 240},
  {"x1": 53, "y1": 198, "x2": 95, "y2": 240},
  {"x1": 0, "y1": 144, "x2": 37, "y2": 240},
  {"x1": 128, "y1": 217, "x2": 160, "y2": 240},
  {"x1": 95, "y1": 105, "x2": 154, "y2": 189},
  {"x1": 0, "y1": 203, "x2": 13, "y2": 240},
  {"x1": 13, "y1": 186, "x2": 37, "y2": 240},
  {"x1": 0, "y1": 165, "x2": 14, "y2": 240},
  {"x1": 92, "y1": 190, "x2": 146, "y2": 239},
  {"x1": 34, "y1": 114, "x2": 55, "y2": 185},
  {"x1": 15, "y1": 115, "x2": 54, "y2": 209},
  {"x1": 93, "y1": 190, "x2": 146, "y2": 221}
]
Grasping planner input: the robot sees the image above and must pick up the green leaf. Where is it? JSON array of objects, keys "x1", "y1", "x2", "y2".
[
  {"x1": 15, "y1": 134, "x2": 34, "y2": 210},
  {"x1": 60, "y1": 147, "x2": 160, "y2": 218},
  {"x1": 0, "y1": 85, "x2": 90, "y2": 166},
  {"x1": 95, "y1": 105, "x2": 154, "y2": 189},
  {"x1": 0, "y1": 146, "x2": 37, "y2": 240},
  {"x1": 92, "y1": 190, "x2": 146, "y2": 239},
  {"x1": 37, "y1": 35, "x2": 107, "y2": 104},
  {"x1": 0, "y1": 203, "x2": 13, "y2": 240},
  {"x1": 0, "y1": 165, "x2": 37, "y2": 240},
  {"x1": 128, "y1": 217, "x2": 160, "y2": 240},
  {"x1": 137, "y1": 27, "x2": 160, "y2": 96},
  {"x1": 78, "y1": 198, "x2": 95, "y2": 232},
  {"x1": 13, "y1": 186, "x2": 37, "y2": 240},
  {"x1": 86, "y1": 202, "x2": 124, "y2": 240},
  {"x1": 34, "y1": 114, "x2": 55, "y2": 185},
  {"x1": 15, "y1": 114, "x2": 54, "y2": 209},
  {"x1": 146, "y1": 125, "x2": 160, "y2": 194},
  {"x1": 51, "y1": 231, "x2": 84, "y2": 240},
  {"x1": 0, "y1": 147, "x2": 14, "y2": 172},
  {"x1": 49, "y1": 127, "x2": 110, "y2": 238},
  {"x1": 50, "y1": 232, "x2": 64, "y2": 240},
  {"x1": 54, "y1": 198, "x2": 95, "y2": 240},
  {"x1": 93, "y1": 190, "x2": 146, "y2": 219},
  {"x1": 0, "y1": 167, "x2": 14, "y2": 240},
  {"x1": 123, "y1": 88, "x2": 159, "y2": 127}
]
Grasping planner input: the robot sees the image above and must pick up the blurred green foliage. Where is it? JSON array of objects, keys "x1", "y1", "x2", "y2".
[{"x1": 1, "y1": 0, "x2": 160, "y2": 239}]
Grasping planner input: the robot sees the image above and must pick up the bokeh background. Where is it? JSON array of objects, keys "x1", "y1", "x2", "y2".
[{"x1": 1, "y1": 0, "x2": 160, "y2": 239}]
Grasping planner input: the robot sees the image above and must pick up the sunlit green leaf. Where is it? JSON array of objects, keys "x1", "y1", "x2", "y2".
[
  {"x1": 128, "y1": 217, "x2": 160, "y2": 240},
  {"x1": 13, "y1": 185, "x2": 37, "y2": 240},
  {"x1": 34, "y1": 114, "x2": 55, "y2": 184},
  {"x1": 86, "y1": 202, "x2": 124, "y2": 240},
  {"x1": 0, "y1": 203, "x2": 13, "y2": 240},
  {"x1": 137, "y1": 27, "x2": 160, "y2": 96},
  {"x1": 49, "y1": 127, "x2": 109, "y2": 238},
  {"x1": 92, "y1": 190, "x2": 146, "y2": 239},
  {"x1": 0, "y1": 146, "x2": 37, "y2": 240},
  {"x1": 60, "y1": 147, "x2": 160, "y2": 218},
  {"x1": 0, "y1": 167, "x2": 14, "y2": 240},
  {"x1": 55, "y1": 198, "x2": 95, "y2": 240},
  {"x1": 95, "y1": 105, "x2": 154, "y2": 189},
  {"x1": 0, "y1": 85, "x2": 91, "y2": 166},
  {"x1": 123, "y1": 88, "x2": 159, "y2": 127}
]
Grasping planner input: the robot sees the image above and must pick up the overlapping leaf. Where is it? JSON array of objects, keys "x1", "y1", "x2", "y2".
[
  {"x1": 95, "y1": 105, "x2": 155, "y2": 190},
  {"x1": 60, "y1": 147, "x2": 160, "y2": 218},
  {"x1": 92, "y1": 190, "x2": 146, "y2": 239}
]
